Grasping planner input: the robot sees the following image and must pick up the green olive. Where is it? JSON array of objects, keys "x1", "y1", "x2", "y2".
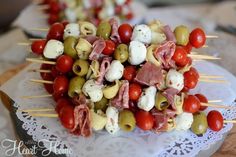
[
  {"x1": 68, "y1": 76, "x2": 85, "y2": 97},
  {"x1": 72, "y1": 60, "x2": 89, "y2": 76},
  {"x1": 191, "y1": 112, "x2": 208, "y2": 135},
  {"x1": 118, "y1": 110, "x2": 136, "y2": 132},
  {"x1": 155, "y1": 92, "x2": 169, "y2": 111},
  {"x1": 96, "y1": 21, "x2": 112, "y2": 40},
  {"x1": 114, "y1": 44, "x2": 129, "y2": 63},
  {"x1": 64, "y1": 36, "x2": 78, "y2": 59},
  {"x1": 94, "y1": 97, "x2": 108, "y2": 112},
  {"x1": 174, "y1": 25, "x2": 189, "y2": 46}
]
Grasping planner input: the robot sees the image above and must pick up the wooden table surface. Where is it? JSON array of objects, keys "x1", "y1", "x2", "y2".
[{"x1": 0, "y1": 64, "x2": 235, "y2": 157}]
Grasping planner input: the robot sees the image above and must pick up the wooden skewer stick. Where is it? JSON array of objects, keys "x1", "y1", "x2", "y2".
[
  {"x1": 30, "y1": 79, "x2": 53, "y2": 84},
  {"x1": 206, "y1": 35, "x2": 218, "y2": 39},
  {"x1": 188, "y1": 54, "x2": 221, "y2": 60},
  {"x1": 30, "y1": 28, "x2": 49, "y2": 31},
  {"x1": 28, "y1": 38, "x2": 44, "y2": 41},
  {"x1": 199, "y1": 78, "x2": 228, "y2": 84},
  {"x1": 28, "y1": 69, "x2": 51, "y2": 73},
  {"x1": 202, "y1": 45, "x2": 208, "y2": 48},
  {"x1": 19, "y1": 108, "x2": 54, "y2": 112},
  {"x1": 200, "y1": 75, "x2": 224, "y2": 79},
  {"x1": 37, "y1": 5, "x2": 50, "y2": 11},
  {"x1": 26, "y1": 58, "x2": 56, "y2": 65},
  {"x1": 208, "y1": 100, "x2": 222, "y2": 103},
  {"x1": 17, "y1": 42, "x2": 31, "y2": 46},
  {"x1": 29, "y1": 113, "x2": 58, "y2": 118},
  {"x1": 224, "y1": 120, "x2": 236, "y2": 123},
  {"x1": 21, "y1": 94, "x2": 52, "y2": 99},
  {"x1": 201, "y1": 103, "x2": 235, "y2": 109}
]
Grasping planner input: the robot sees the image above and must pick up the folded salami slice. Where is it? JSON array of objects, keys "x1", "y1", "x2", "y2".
[
  {"x1": 134, "y1": 62, "x2": 164, "y2": 87},
  {"x1": 111, "y1": 80, "x2": 129, "y2": 110},
  {"x1": 89, "y1": 38, "x2": 106, "y2": 60},
  {"x1": 109, "y1": 18, "x2": 121, "y2": 43},
  {"x1": 154, "y1": 41, "x2": 176, "y2": 69},
  {"x1": 96, "y1": 57, "x2": 112, "y2": 85}
]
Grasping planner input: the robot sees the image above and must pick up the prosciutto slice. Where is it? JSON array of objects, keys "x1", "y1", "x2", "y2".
[
  {"x1": 89, "y1": 0, "x2": 103, "y2": 8},
  {"x1": 71, "y1": 94, "x2": 92, "y2": 137},
  {"x1": 96, "y1": 57, "x2": 112, "y2": 85},
  {"x1": 89, "y1": 38, "x2": 106, "y2": 60},
  {"x1": 111, "y1": 80, "x2": 129, "y2": 110},
  {"x1": 109, "y1": 18, "x2": 121, "y2": 43},
  {"x1": 162, "y1": 88, "x2": 179, "y2": 110},
  {"x1": 154, "y1": 41, "x2": 176, "y2": 69},
  {"x1": 134, "y1": 62, "x2": 164, "y2": 87},
  {"x1": 163, "y1": 25, "x2": 176, "y2": 43},
  {"x1": 151, "y1": 108, "x2": 176, "y2": 132}
]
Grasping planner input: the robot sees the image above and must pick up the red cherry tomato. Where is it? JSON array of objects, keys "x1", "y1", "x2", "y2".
[
  {"x1": 118, "y1": 23, "x2": 133, "y2": 44},
  {"x1": 56, "y1": 55, "x2": 74, "y2": 73},
  {"x1": 183, "y1": 95, "x2": 201, "y2": 113},
  {"x1": 51, "y1": 66, "x2": 63, "y2": 78},
  {"x1": 125, "y1": 12, "x2": 134, "y2": 20},
  {"x1": 31, "y1": 40, "x2": 47, "y2": 55},
  {"x1": 123, "y1": 66, "x2": 136, "y2": 81},
  {"x1": 207, "y1": 110, "x2": 224, "y2": 132},
  {"x1": 52, "y1": 92, "x2": 65, "y2": 101},
  {"x1": 189, "y1": 28, "x2": 206, "y2": 48},
  {"x1": 56, "y1": 98, "x2": 71, "y2": 113},
  {"x1": 183, "y1": 42, "x2": 192, "y2": 54},
  {"x1": 115, "y1": 5, "x2": 122, "y2": 14},
  {"x1": 53, "y1": 76, "x2": 69, "y2": 95},
  {"x1": 184, "y1": 67, "x2": 199, "y2": 89},
  {"x1": 135, "y1": 110, "x2": 154, "y2": 130},
  {"x1": 172, "y1": 46, "x2": 188, "y2": 67},
  {"x1": 129, "y1": 83, "x2": 142, "y2": 101},
  {"x1": 40, "y1": 64, "x2": 53, "y2": 79},
  {"x1": 47, "y1": 13, "x2": 60, "y2": 25},
  {"x1": 195, "y1": 94, "x2": 208, "y2": 111},
  {"x1": 102, "y1": 40, "x2": 116, "y2": 55},
  {"x1": 59, "y1": 105, "x2": 75, "y2": 129},
  {"x1": 47, "y1": 22, "x2": 64, "y2": 41},
  {"x1": 49, "y1": 1, "x2": 61, "y2": 14},
  {"x1": 44, "y1": 83, "x2": 54, "y2": 94}
]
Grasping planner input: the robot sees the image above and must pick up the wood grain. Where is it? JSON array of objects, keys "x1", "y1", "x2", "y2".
[{"x1": 0, "y1": 64, "x2": 235, "y2": 156}]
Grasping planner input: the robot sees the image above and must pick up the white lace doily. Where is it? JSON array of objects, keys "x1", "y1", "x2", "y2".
[{"x1": 1, "y1": 61, "x2": 236, "y2": 157}]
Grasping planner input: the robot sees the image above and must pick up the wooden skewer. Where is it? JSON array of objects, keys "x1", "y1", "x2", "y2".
[
  {"x1": 17, "y1": 42, "x2": 31, "y2": 46},
  {"x1": 199, "y1": 78, "x2": 228, "y2": 84},
  {"x1": 37, "y1": 5, "x2": 50, "y2": 11},
  {"x1": 19, "y1": 108, "x2": 54, "y2": 112},
  {"x1": 28, "y1": 69, "x2": 51, "y2": 73},
  {"x1": 21, "y1": 94, "x2": 52, "y2": 99},
  {"x1": 200, "y1": 75, "x2": 224, "y2": 79},
  {"x1": 30, "y1": 79, "x2": 54, "y2": 84},
  {"x1": 208, "y1": 100, "x2": 222, "y2": 103},
  {"x1": 202, "y1": 45, "x2": 208, "y2": 48},
  {"x1": 26, "y1": 58, "x2": 56, "y2": 65},
  {"x1": 206, "y1": 35, "x2": 218, "y2": 39},
  {"x1": 224, "y1": 120, "x2": 236, "y2": 123},
  {"x1": 28, "y1": 38, "x2": 44, "y2": 41},
  {"x1": 29, "y1": 113, "x2": 58, "y2": 118},
  {"x1": 188, "y1": 54, "x2": 221, "y2": 60},
  {"x1": 30, "y1": 28, "x2": 49, "y2": 31},
  {"x1": 201, "y1": 103, "x2": 235, "y2": 109}
]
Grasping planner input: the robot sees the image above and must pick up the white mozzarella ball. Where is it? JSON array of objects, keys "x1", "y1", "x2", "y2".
[
  {"x1": 131, "y1": 24, "x2": 152, "y2": 44},
  {"x1": 105, "y1": 60, "x2": 124, "y2": 82},
  {"x1": 166, "y1": 69, "x2": 184, "y2": 91},
  {"x1": 105, "y1": 106, "x2": 120, "y2": 134},
  {"x1": 63, "y1": 23, "x2": 80, "y2": 39},
  {"x1": 82, "y1": 80, "x2": 103, "y2": 102},
  {"x1": 128, "y1": 41, "x2": 147, "y2": 65},
  {"x1": 115, "y1": 0, "x2": 126, "y2": 5},
  {"x1": 137, "y1": 86, "x2": 157, "y2": 111},
  {"x1": 43, "y1": 40, "x2": 64, "y2": 59},
  {"x1": 64, "y1": 8, "x2": 77, "y2": 22},
  {"x1": 175, "y1": 112, "x2": 193, "y2": 131}
]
